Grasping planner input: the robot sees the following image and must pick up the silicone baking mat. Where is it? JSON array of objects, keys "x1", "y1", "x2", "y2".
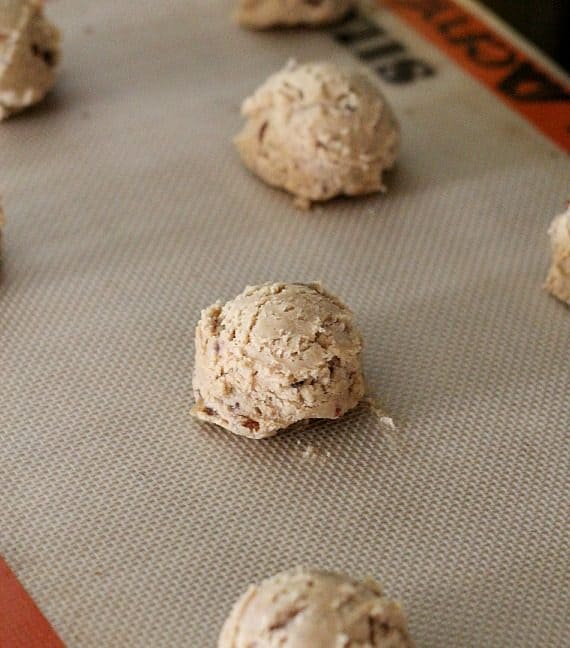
[{"x1": 1, "y1": 1, "x2": 569, "y2": 646}]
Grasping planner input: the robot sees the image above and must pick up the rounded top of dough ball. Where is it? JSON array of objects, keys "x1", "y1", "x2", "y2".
[
  {"x1": 192, "y1": 282, "x2": 365, "y2": 438},
  {"x1": 234, "y1": 0, "x2": 354, "y2": 30},
  {"x1": 219, "y1": 568, "x2": 414, "y2": 647},
  {"x1": 0, "y1": 0, "x2": 61, "y2": 120},
  {"x1": 235, "y1": 60, "x2": 400, "y2": 208}
]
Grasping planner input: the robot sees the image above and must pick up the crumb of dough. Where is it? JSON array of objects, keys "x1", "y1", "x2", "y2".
[
  {"x1": 302, "y1": 443, "x2": 318, "y2": 460},
  {"x1": 545, "y1": 203, "x2": 570, "y2": 306},
  {"x1": 301, "y1": 444, "x2": 331, "y2": 461},
  {"x1": 192, "y1": 282, "x2": 365, "y2": 439},
  {"x1": 363, "y1": 396, "x2": 397, "y2": 431},
  {"x1": 379, "y1": 415, "x2": 396, "y2": 430},
  {"x1": 234, "y1": 0, "x2": 354, "y2": 30},
  {"x1": 235, "y1": 60, "x2": 400, "y2": 209},
  {"x1": 218, "y1": 568, "x2": 414, "y2": 647},
  {"x1": 0, "y1": 0, "x2": 61, "y2": 120}
]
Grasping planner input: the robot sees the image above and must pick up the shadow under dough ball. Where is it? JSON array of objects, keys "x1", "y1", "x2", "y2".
[
  {"x1": 218, "y1": 568, "x2": 414, "y2": 647},
  {"x1": 234, "y1": 60, "x2": 400, "y2": 209},
  {"x1": 0, "y1": 0, "x2": 61, "y2": 120},
  {"x1": 234, "y1": 0, "x2": 355, "y2": 30},
  {"x1": 191, "y1": 282, "x2": 365, "y2": 439}
]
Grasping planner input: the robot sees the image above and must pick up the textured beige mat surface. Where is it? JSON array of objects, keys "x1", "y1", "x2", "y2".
[{"x1": 0, "y1": 1, "x2": 569, "y2": 646}]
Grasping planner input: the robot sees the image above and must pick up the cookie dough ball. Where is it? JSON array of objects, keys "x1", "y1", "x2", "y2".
[
  {"x1": 219, "y1": 568, "x2": 414, "y2": 647},
  {"x1": 0, "y1": 0, "x2": 61, "y2": 120},
  {"x1": 545, "y1": 204, "x2": 570, "y2": 305},
  {"x1": 192, "y1": 282, "x2": 365, "y2": 439},
  {"x1": 0, "y1": 199, "x2": 4, "y2": 256},
  {"x1": 235, "y1": 60, "x2": 399, "y2": 208},
  {"x1": 235, "y1": 0, "x2": 354, "y2": 30}
]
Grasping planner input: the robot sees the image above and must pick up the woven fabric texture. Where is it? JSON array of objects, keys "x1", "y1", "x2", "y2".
[{"x1": 0, "y1": 1, "x2": 568, "y2": 646}]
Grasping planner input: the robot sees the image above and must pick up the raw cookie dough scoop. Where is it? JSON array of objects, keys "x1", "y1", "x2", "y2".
[
  {"x1": 219, "y1": 568, "x2": 414, "y2": 647},
  {"x1": 0, "y1": 0, "x2": 61, "y2": 120},
  {"x1": 235, "y1": 60, "x2": 400, "y2": 209},
  {"x1": 0, "y1": 198, "x2": 4, "y2": 262},
  {"x1": 192, "y1": 282, "x2": 365, "y2": 439},
  {"x1": 234, "y1": 0, "x2": 355, "y2": 30},
  {"x1": 545, "y1": 203, "x2": 570, "y2": 306}
]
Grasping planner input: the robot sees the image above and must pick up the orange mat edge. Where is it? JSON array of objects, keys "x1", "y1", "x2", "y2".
[
  {"x1": 381, "y1": 0, "x2": 570, "y2": 153},
  {"x1": 0, "y1": 557, "x2": 65, "y2": 648}
]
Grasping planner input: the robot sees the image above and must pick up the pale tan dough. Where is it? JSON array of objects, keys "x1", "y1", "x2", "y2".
[
  {"x1": 0, "y1": 0, "x2": 61, "y2": 120},
  {"x1": 545, "y1": 204, "x2": 570, "y2": 305},
  {"x1": 234, "y1": 0, "x2": 354, "y2": 30},
  {"x1": 191, "y1": 282, "x2": 365, "y2": 439},
  {"x1": 219, "y1": 568, "x2": 414, "y2": 647},
  {"x1": 235, "y1": 60, "x2": 400, "y2": 209},
  {"x1": 0, "y1": 198, "x2": 4, "y2": 258}
]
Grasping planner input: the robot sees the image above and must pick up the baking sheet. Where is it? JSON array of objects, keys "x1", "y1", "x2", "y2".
[{"x1": 0, "y1": 1, "x2": 569, "y2": 646}]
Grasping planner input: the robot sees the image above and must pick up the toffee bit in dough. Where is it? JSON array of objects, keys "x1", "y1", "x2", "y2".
[
  {"x1": 234, "y1": 0, "x2": 355, "y2": 30},
  {"x1": 191, "y1": 282, "x2": 365, "y2": 439},
  {"x1": 218, "y1": 568, "x2": 414, "y2": 647},
  {"x1": 0, "y1": 0, "x2": 61, "y2": 120},
  {"x1": 545, "y1": 203, "x2": 570, "y2": 306},
  {"x1": 235, "y1": 60, "x2": 400, "y2": 209}
]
